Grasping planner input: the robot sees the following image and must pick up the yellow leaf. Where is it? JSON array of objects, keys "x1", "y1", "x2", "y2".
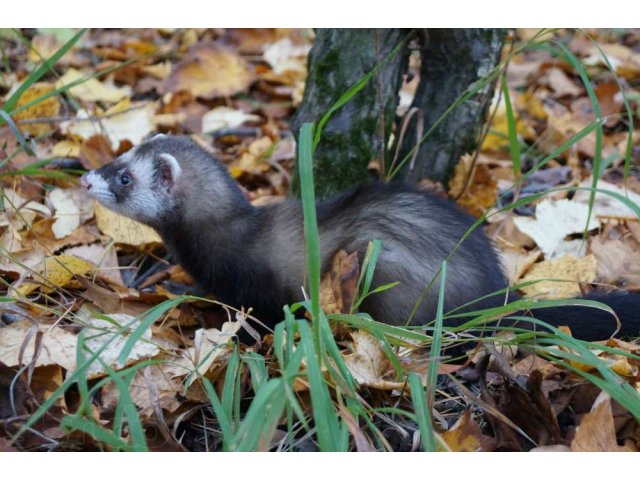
[
  {"x1": 12, "y1": 82, "x2": 61, "y2": 136},
  {"x1": 93, "y1": 201, "x2": 162, "y2": 246},
  {"x1": 52, "y1": 140, "x2": 81, "y2": 157},
  {"x1": 14, "y1": 254, "x2": 95, "y2": 295},
  {"x1": 519, "y1": 254, "x2": 597, "y2": 299},
  {"x1": 55, "y1": 68, "x2": 132, "y2": 103}
]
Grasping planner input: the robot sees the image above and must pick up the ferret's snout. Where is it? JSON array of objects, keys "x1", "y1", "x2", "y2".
[{"x1": 80, "y1": 172, "x2": 92, "y2": 191}]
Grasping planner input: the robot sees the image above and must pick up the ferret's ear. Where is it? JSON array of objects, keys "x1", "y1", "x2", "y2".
[{"x1": 157, "y1": 153, "x2": 182, "y2": 192}]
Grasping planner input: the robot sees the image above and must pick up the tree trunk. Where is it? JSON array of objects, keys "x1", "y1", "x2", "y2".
[
  {"x1": 292, "y1": 28, "x2": 505, "y2": 197},
  {"x1": 291, "y1": 28, "x2": 409, "y2": 199},
  {"x1": 397, "y1": 29, "x2": 505, "y2": 185}
]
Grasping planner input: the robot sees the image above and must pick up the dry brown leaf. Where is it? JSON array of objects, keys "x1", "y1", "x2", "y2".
[
  {"x1": 343, "y1": 331, "x2": 391, "y2": 388},
  {"x1": 319, "y1": 249, "x2": 359, "y2": 315},
  {"x1": 29, "y1": 224, "x2": 99, "y2": 258},
  {"x1": 571, "y1": 395, "x2": 636, "y2": 452},
  {"x1": 28, "y1": 34, "x2": 65, "y2": 62},
  {"x1": 233, "y1": 136, "x2": 275, "y2": 175},
  {"x1": 442, "y1": 410, "x2": 497, "y2": 452},
  {"x1": 162, "y1": 43, "x2": 254, "y2": 99},
  {"x1": 499, "y1": 247, "x2": 542, "y2": 285},
  {"x1": 29, "y1": 365, "x2": 66, "y2": 407},
  {"x1": 574, "y1": 179, "x2": 640, "y2": 221},
  {"x1": 590, "y1": 236, "x2": 640, "y2": 289},
  {"x1": 93, "y1": 201, "x2": 162, "y2": 246},
  {"x1": 519, "y1": 254, "x2": 597, "y2": 299},
  {"x1": 165, "y1": 322, "x2": 240, "y2": 386},
  {"x1": 0, "y1": 320, "x2": 77, "y2": 371},
  {"x1": 81, "y1": 314, "x2": 161, "y2": 378},
  {"x1": 583, "y1": 43, "x2": 640, "y2": 79},
  {"x1": 544, "y1": 67, "x2": 582, "y2": 97},
  {"x1": 101, "y1": 363, "x2": 183, "y2": 418}
]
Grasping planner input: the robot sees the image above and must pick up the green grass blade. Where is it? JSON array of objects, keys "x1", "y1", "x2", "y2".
[
  {"x1": 298, "y1": 122, "x2": 322, "y2": 350},
  {"x1": 60, "y1": 416, "x2": 131, "y2": 451},
  {"x1": 297, "y1": 320, "x2": 342, "y2": 451},
  {"x1": 231, "y1": 379, "x2": 286, "y2": 451},
  {"x1": 426, "y1": 260, "x2": 446, "y2": 405},
  {"x1": 501, "y1": 75, "x2": 521, "y2": 178},
  {"x1": 408, "y1": 372, "x2": 436, "y2": 451},
  {"x1": 554, "y1": 42, "x2": 603, "y2": 239},
  {"x1": 1, "y1": 29, "x2": 86, "y2": 116},
  {"x1": 117, "y1": 296, "x2": 189, "y2": 364}
]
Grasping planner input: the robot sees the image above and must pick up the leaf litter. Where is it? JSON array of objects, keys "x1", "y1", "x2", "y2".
[{"x1": 0, "y1": 28, "x2": 639, "y2": 451}]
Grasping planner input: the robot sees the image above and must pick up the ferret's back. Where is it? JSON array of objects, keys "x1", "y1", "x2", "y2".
[{"x1": 316, "y1": 183, "x2": 508, "y2": 325}]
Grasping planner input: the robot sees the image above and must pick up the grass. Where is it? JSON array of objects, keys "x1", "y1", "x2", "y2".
[{"x1": 2, "y1": 28, "x2": 640, "y2": 451}]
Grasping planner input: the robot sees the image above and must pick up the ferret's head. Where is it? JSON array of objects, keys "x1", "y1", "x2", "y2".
[{"x1": 81, "y1": 134, "x2": 187, "y2": 226}]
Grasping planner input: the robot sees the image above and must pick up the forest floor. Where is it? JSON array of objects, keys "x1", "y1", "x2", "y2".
[{"x1": 0, "y1": 28, "x2": 639, "y2": 452}]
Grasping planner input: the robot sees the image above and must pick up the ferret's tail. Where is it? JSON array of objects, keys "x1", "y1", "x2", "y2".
[{"x1": 516, "y1": 291, "x2": 640, "y2": 341}]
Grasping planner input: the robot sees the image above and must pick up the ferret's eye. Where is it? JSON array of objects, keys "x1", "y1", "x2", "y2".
[{"x1": 119, "y1": 173, "x2": 132, "y2": 186}]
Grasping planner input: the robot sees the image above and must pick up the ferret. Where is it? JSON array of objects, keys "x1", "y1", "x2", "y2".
[{"x1": 80, "y1": 134, "x2": 640, "y2": 344}]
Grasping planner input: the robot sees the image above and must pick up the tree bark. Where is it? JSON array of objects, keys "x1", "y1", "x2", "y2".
[
  {"x1": 291, "y1": 28, "x2": 409, "y2": 199},
  {"x1": 397, "y1": 29, "x2": 505, "y2": 184},
  {"x1": 292, "y1": 28, "x2": 505, "y2": 197}
]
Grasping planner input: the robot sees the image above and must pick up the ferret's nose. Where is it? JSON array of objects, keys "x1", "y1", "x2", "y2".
[{"x1": 80, "y1": 172, "x2": 92, "y2": 191}]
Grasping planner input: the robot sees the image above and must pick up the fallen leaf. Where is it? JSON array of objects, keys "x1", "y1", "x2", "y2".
[
  {"x1": 201, "y1": 106, "x2": 260, "y2": 134},
  {"x1": 93, "y1": 201, "x2": 162, "y2": 246},
  {"x1": 165, "y1": 322, "x2": 240, "y2": 386},
  {"x1": 52, "y1": 140, "x2": 81, "y2": 158},
  {"x1": 0, "y1": 320, "x2": 77, "y2": 371},
  {"x1": 449, "y1": 153, "x2": 498, "y2": 217},
  {"x1": 319, "y1": 249, "x2": 359, "y2": 315},
  {"x1": 48, "y1": 187, "x2": 92, "y2": 239},
  {"x1": 582, "y1": 43, "x2": 640, "y2": 80},
  {"x1": 62, "y1": 101, "x2": 156, "y2": 150},
  {"x1": 499, "y1": 247, "x2": 542, "y2": 285},
  {"x1": 234, "y1": 136, "x2": 275, "y2": 174},
  {"x1": 55, "y1": 68, "x2": 131, "y2": 103},
  {"x1": 481, "y1": 100, "x2": 536, "y2": 151},
  {"x1": 519, "y1": 254, "x2": 597, "y2": 299},
  {"x1": 81, "y1": 314, "x2": 161, "y2": 378},
  {"x1": 442, "y1": 409, "x2": 497, "y2": 452},
  {"x1": 63, "y1": 243, "x2": 125, "y2": 288},
  {"x1": 12, "y1": 82, "x2": 61, "y2": 136},
  {"x1": 544, "y1": 67, "x2": 582, "y2": 97},
  {"x1": 162, "y1": 43, "x2": 254, "y2": 99},
  {"x1": 590, "y1": 236, "x2": 640, "y2": 288},
  {"x1": 101, "y1": 362, "x2": 183, "y2": 418},
  {"x1": 574, "y1": 179, "x2": 640, "y2": 221},
  {"x1": 571, "y1": 394, "x2": 636, "y2": 451},
  {"x1": 513, "y1": 199, "x2": 600, "y2": 259},
  {"x1": 262, "y1": 37, "x2": 311, "y2": 78},
  {"x1": 344, "y1": 331, "x2": 391, "y2": 387},
  {"x1": 14, "y1": 254, "x2": 95, "y2": 296}
]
